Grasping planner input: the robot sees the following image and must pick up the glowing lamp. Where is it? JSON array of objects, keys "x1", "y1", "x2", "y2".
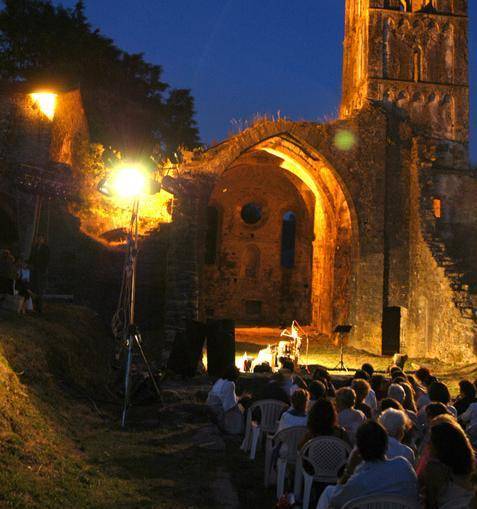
[
  {"x1": 30, "y1": 92, "x2": 57, "y2": 121},
  {"x1": 110, "y1": 165, "x2": 149, "y2": 198}
]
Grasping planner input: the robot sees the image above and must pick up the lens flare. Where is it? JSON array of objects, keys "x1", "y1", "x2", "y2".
[
  {"x1": 30, "y1": 93, "x2": 57, "y2": 121},
  {"x1": 333, "y1": 130, "x2": 357, "y2": 151},
  {"x1": 111, "y1": 165, "x2": 148, "y2": 198}
]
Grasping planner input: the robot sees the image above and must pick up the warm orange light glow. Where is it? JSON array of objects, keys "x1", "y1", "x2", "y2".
[
  {"x1": 30, "y1": 92, "x2": 57, "y2": 120},
  {"x1": 110, "y1": 165, "x2": 149, "y2": 198}
]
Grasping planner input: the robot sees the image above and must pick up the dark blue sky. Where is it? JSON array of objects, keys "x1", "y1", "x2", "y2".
[{"x1": 60, "y1": 0, "x2": 477, "y2": 163}]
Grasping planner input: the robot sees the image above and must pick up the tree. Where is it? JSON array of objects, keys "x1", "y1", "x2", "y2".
[{"x1": 0, "y1": 0, "x2": 200, "y2": 155}]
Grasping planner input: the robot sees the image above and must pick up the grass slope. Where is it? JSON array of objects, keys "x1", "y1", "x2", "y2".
[{"x1": 0, "y1": 306, "x2": 275, "y2": 509}]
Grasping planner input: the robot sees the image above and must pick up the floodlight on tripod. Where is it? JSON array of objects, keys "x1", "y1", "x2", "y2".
[{"x1": 98, "y1": 162, "x2": 162, "y2": 427}]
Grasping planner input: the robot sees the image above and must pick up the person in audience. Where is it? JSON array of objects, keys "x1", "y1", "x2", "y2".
[
  {"x1": 390, "y1": 366, "x2": 405, "y2": 381},
  {"x1": 351, "y1": 379, "x2": 372, "y2": 419},
  {"x1": 416, "y1": 408, "x2": 455, "y2": 476},
  {"x1": 355, "y1": 368, "x2": 377, "y2": 413},
  {"x1": 427, "y1": 382, "x2": 457, "y2": 416},
  {"x1": 415, "y1": 367, "x2": 437, "y2": 410},
  {"x1": 313, "y1": 367, "x2": 336, "y2": 398},
  {"x1": 458, "y1": 393, "x2": 477, "y2": 448},
  {"x1": 206, "y1": 365, "x2": 249, "y2": 433},
  {"x1": 317, "y1": 421, "x2": 418, "y2": 509},
  {"x1": 454, "y1": 379, "x2": 477, "y2": 416},
  {"x1": 303, "y1": 398, "x2": 350, "y2": 445},
  {"x1": 259, "y1": 371, "x2": 291, "y2": 405},
  {"x1": 400, "y1": 381, "x2": 418, "y2": 414},
  {"x1": 336, "y1": 387, "x2": 366, "y2": 442},
  {"x1": 361, "y1": 362, "x2": 374, "y2": 379},
  {"x1": 419, "y1": 418, "x2": 476, "y2": 508},
  {"x1": 308, "y1": 380, "x2": 327, "y2": 408},
  {"x1": 379, "y1": 397, "x2": 405, "y2": 414},
  {"x1": 407, "y1": 374, "x2": 428, "y2": 401},
  {"x1": 387, "y1": 383, "x2": 406, "y2": 405},
  {"x1": 371, "y1": 374, "x2": 388, "y2": 401},
  {"x1": 276, "y1": 388, "x2": 308, "y2": 432},
  {"x1": 378, "y1": 408, "x2": 415, "y2": 464}
]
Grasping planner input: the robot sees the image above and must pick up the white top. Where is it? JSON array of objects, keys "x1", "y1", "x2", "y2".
[
  {"x1": 18, "y1": 268, "x2": 30, "y2": 282},
  {"x1": 276, "y1": 410, "x2": 307, "y2": 433},
  {"x1": 365, "y1": 389, "x2": 378, "y2": 414},
  {"x1": 327, "y1": 457, "x2": 418, "y2": 509},
  {"x1": 417, "y1": 393, "x2": 431, "y2": 410},
  {"x1": 386, "y1": 436, "x2": 415, "y2": 465},
  {"x1": 338, "y1": 408, "x2": 366, "y2": 441},
  {"x1": 461, "y1": 401, "x2": 477, "y2": 429},
  {"x1": 208, "y1": 378, "x2": 238, "y2": 413}
]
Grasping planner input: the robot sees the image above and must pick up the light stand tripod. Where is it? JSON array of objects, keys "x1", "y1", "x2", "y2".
[
  {"x1": 114, "y1": 199, "x2": 161, "y2": 428},
  {"x1": 333, "y1": 325, "x2": 353, "y2": 372}
]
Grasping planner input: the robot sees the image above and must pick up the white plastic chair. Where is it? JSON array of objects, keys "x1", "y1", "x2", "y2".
[
  {"x1": 342, "y1": 495, "x2": 421, "y2": 509},
  {"x1": 240, "y1": 399, "x2": 289, "y2": 459},
  {"x1": 264, "y1": 426, "x2": 308, "y2": 496},
  {"x1": 294, "y1": 437, "x2": 351, "y2": 509},
  {"x1": 440, "y1": 497, "x2": 473, "y2": 509}
]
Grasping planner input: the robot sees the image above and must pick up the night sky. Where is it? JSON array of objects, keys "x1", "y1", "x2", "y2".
[{"x1": 59, "y1": 0, "x2": 477, "y2": 163}]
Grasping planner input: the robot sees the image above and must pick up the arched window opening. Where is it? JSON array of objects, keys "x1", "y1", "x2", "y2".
[
  {"x1": 413, "y1": 48, "x2": 422, "y2": 82},
  {"x1": 281, "y1": 211, "x2": 297, "y2": 269},
  {"x1": 205, "y1": 206, "x2": 219, "y2": 265}
]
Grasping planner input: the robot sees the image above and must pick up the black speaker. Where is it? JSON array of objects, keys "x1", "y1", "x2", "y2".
[
  {"x1": 382, "y1": 306, "x2": 406, "y2": 355},
  {"x1": 206, "y1": 319, "x2": 236, "y2": 377},
  {"x1": 167, "y1": 320, "x2": 207, "y2": 377}
]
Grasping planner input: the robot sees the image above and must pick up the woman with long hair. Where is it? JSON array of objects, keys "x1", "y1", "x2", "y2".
[{"x1": 419, "y1": 418, "x2": 476, "y2": 508}]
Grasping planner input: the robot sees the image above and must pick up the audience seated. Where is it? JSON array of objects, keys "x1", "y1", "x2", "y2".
[
  {"x1": 206, "y1": 366, "x2": 249, "y2": 434},
  {"x1": 335, "y1": 387, "x2": 366, "y2": 442},
  {"x1": 455, "y1": 380, "x2": 477, "y2": 416},
  {"x1": 226, "y1": 360, "x2": 477, "y2": 507},
  {"x1": 308, "y1": 380, "x2": 327, "y2": 409},
  {"x1": 276, "y1": 388, "x2": 308, "y2": 432},
  {"x1": 378, "y1": 408, "x2": 415, "y2": 465},
  {"x1": 351, "y1": 379, "x2": 373, "y2": 419},
  {"x1": 313, "y1": 367, "x2": 336, "y2": 398},
  {"x1": 387, "y1": 383, "x2": 406, "y2": 405},
  {"x1": 419, "y1": 417, "x2": 476, "y2": 508},
  {"x1": 259, "y1": 372, "x2": 291, "y2": 405},
  {"x1": 370, "y1": 373, "x2": 388, "y2": 402},
  {"x1": 317, "y1": 421, "x2": 418, "y2": 509},
  {"x1": 302, "y1": 398, "x2": 350, "y2": 445}
]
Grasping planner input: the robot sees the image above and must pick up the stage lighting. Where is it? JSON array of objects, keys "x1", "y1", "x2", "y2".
[{"x1": 30, "y1": 92, "x2": 57, "y2": 121}]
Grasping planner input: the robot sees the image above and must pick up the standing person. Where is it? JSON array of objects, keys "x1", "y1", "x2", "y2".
[
  {"x1": 29, "y1": 235, "x2": 49, "y2": 313},
  {"x1": 15, "y1": 258, "x2": 32, "y2": 315},
  {"x1": 0, "y1": 249, "x2": 16, "y2": 296}
]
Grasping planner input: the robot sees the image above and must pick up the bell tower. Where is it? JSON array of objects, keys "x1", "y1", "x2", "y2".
[{"x1": 341, "y1": 0, "x2": 469, "y2": 145}]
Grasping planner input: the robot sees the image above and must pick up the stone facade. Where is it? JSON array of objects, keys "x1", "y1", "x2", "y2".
[{"x1": 163, "y1": 0, "x2": 477, "y2": 363}]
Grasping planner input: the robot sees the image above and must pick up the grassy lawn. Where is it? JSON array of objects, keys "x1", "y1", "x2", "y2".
[{"x1": 0, "y1": 306, "x2": 275, "y2": 509}]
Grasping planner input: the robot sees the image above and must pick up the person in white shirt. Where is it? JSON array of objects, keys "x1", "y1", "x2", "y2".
[
  {"x1": 317, "y1": 421, "x2": 418, "y2": 509},
  {"x1": 336, "y1": 387, "x2": 366, "y2": 443},
  {"x1": 387, "y1": 383, "x2": 406, "y2": 405},
  {"x1": 207, "y1": 366, "x2": 249, "y2": 434},
  {"x1": 378, "y1": 408, "x2": 415, "y2": 465},
  {"x1": 276, "y1": 388, "x2": 308, "y2": 432}
]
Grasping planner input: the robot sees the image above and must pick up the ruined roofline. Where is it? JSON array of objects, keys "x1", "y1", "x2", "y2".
[{"x1": 369, "y1": 7, "x2": 467, "y2": 18}]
